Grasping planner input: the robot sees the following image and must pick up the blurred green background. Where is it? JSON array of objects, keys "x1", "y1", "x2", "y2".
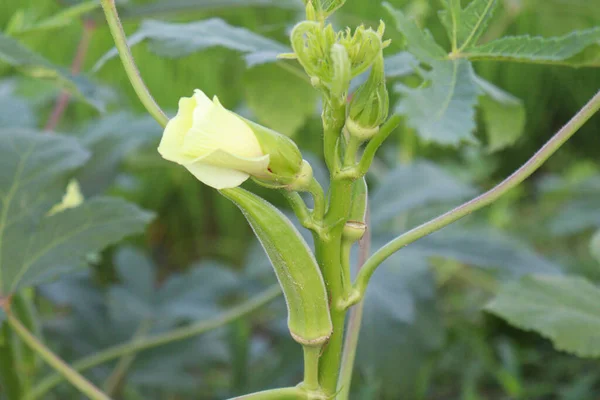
[{"x1": 1, "y1": 0, "x2": 599, "y2": 399}]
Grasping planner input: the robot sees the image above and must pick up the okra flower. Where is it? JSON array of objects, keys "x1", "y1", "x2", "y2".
[{"x1": 159, "y1": 90, "x2": 308, "y2": 190}]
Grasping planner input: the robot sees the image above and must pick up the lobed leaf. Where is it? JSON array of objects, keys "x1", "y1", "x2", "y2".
[
  {"x1": 486, "y1": 275, "x2": 600, "y2": 358},
  {"x1": 463, "y1": 27, "x2": 600, "y2": 66},
  {"x1": 475, "y1": 75, "x2": 526, "y2": 152},
  {"x1": 0, "y1": 33, "x2": 107, "y2": 110},
  {"x1": 119, "y1": 0, "x2": 301, "y2": 19},
  {"x1": 94, "y1": 18, "x2": 290, "y2": 71},
  {"x1": 384, "y1": 3, "x2": 446, "y2": 63},
  {"x1": 0, "y1": 131, "x2": 154, "y2": 296},
  {"x1": 395, "y1": 59, "x2": 481, "y2": 146},
  {"x1": 439, "y1": 0, "x2": 498, "y2": 51}
]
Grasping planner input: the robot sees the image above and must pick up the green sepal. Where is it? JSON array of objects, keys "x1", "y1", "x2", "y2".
[{"x1": 221, "y1": 188, "x2": 333, "y2": 346}]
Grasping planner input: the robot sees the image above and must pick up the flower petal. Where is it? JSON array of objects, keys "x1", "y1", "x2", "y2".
[
  {"x1": 191, "y1": 149, "x2": 270, "y2": 177},
  {"x1": 183, "y1": 97, "x2": 263, "y2": 159},
  {"x1": 183, "y1": 163, "x2": 250, "y2": 189},
  {"x1": 158, "y1": 95, "x2": 197, "y2": 163}
]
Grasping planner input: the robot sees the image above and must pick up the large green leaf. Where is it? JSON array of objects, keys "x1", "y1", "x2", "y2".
[
  {"x1": 74, "y1": 112, "x2": 162, "y2": 196},
  {"x1": 384, "y1": 52, "x2": 418, "y2": 78},
  {"x1": 370, "y1": 161, "x2": 476, "y2": 225},
  {"x1": 95, "y1": 18, "x2": 290, "y2": 71},
  {"x1": 357, "y1": 248, "x2": 444, "y2": 398},
  {"x1": 0, "y1": 33, "x2": 106, "y2": 111},
  {"x1": 396, "y1": 59, "x2": 481, "y2": 146},
  {"x1": 463, "y1": 27, "x2": 600, "y2": 66},
  {"x1": 475, "y1": 75, "x2": 526, "y2": 152},
  {"x1": 384, "y1": 3, "x2": 446, "y2": 63},
  {"x1": 385, "y1": 5, "x2": 481, "y2": 145},
  {"x1": 439, "y1": 0, "x2": 498, "y2": 51},
  {"x1": 244, "y1": 64, "x2": 317, "y2": 137},
  {"x1": 486, "y1": 275, "x2": 600, "y2": 357},
  {"x1": 0, "y1": 131, "x2": 154, "y2": 296}
]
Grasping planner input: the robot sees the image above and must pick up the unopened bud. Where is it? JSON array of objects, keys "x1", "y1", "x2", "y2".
[{"x1": 346, "y1": 54, "x2": 389, "y2": 141}]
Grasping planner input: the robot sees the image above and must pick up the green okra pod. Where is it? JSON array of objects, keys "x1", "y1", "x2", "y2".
[{"x1": 221, "y1": 188, "x2": 333, "y2": 346}]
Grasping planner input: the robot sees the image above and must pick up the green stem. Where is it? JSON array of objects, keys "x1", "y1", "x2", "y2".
[
  {"x1": 308, "y1": 177, "x2": 326, "y2": 221},
  {"x1": 99, "y1": 0, "x2": 168, "y2": 127},
  {"x1": 339, "y1": 238, "x2": 354, "y2": 300},
  {"x1": 355, "y1": 114, "x2": 402, "y2": 176},
  {"x1": 302, "y1": 346, "x2": 321, "y2": 391},
  {"x1": 102, "y1": 320, "x2": 153, "y2": 395},
  {"x1": 317, "y1": 178, "x2": 355, "y2": 395},
  {"x1": 0, "y1": 322, "x2": 21, "y2": 400},
  {"x1": 6, "y1": 314, "x2": 111, "y2": 400},
  {"x1": 26, "y1": 285, "x2": 281, "y2": 400},
  {"x1": 343, "y1": 136, "x2": 361, "y2": 167},
  {"x1": 337, "y1": 212, "x2": 371, "y2": 400},
  {"x1": 230, "y1": 386, "x2": 307, "y2": 400},
  {"x1": 9, "y1": 293, "x2": 40, "y2": 395},
  {"x1": 353, "y1": 89, "x2": 600, "y2": 299}
]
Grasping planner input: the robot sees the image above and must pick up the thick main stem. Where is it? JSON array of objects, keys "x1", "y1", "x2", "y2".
[
  {"x1": 316, "y1": 178, "x2": 354, "y2": 395},
  {"x1": 354, "y1": 89, "x2": 600, "y2": 297}
]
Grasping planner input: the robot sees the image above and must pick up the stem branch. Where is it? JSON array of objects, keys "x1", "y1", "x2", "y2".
[
  {"x1": 7, "y1": 314, "x2": 111, "y2": 400},
  {"x1": 353, "y1": 89, "x2": 600, "y2": 298}
]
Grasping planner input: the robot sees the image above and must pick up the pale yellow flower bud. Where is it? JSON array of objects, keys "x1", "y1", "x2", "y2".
[{"x1": 158, "y1": 90, "x2": 271, "y2": 190}]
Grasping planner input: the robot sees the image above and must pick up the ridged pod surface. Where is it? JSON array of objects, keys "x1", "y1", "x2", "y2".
[{"x1": 221, "y1": 188, "x2": 333, "y2": 346}]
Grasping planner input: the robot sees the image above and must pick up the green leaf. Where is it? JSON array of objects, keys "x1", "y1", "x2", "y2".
[
  {"x1": 395, "y1": 59, "x2": 481, "y2": 145},
  {"x1": 384, "y1": 52, "x2": 418, "y2": 78},
  {"x1": 439, "y1": 0, "x2": 498, "y2": 51},
  {"x1": 74, "y1": 112, "x2": 162, "y2": 196},
  {"x1": 543, "y1": 176, "x2": 600, "y2": 235},
  {"x1": 244, "y1": 64, "x2": 317, "y2": 137},
  {"x1": 358, "y1": 248, "x2": 444, "y2": 398},
  {"x1": 0, "y1": 33, "x2": 106, "y2": 111},
  {"x1": 370, "y1": 161, "x2": 476, "y2": 225},
  {"x1": 385, "y1": 5, "x2": 481, "y2": 145},
  {"x1": 119, "y1": 0, "x2": 300, "y2": 19},
  {"x1": 412, "y1": 228, "x2": 561, "y2": 276},
  {"x1": 384, "y1": 4, "x2": 447, "y2": 63},
  {"x1": 475, "y1": 76, "x2": 526, "y2": 152},
  {"x1": 94, "y1": 18, "x2": 290, "y2": 71},
  {"x1": 463, "y1": 27, "x2": 600, "y2": 66},
  {"x1": 591, "y1": 231, "x2": 600, "y2": 264},
  {"x1": 0, "y1": 82, "x2": 36, "y2": 128},
  {"x1": 486, "y1": 275, "x2": 600, "y2": 357},
  {"x1": 0, "y1": 130, "x2": 154, "y2": 296},
  {"x1": 7, "y1": 1, "x2": 99, "y2": 35}
]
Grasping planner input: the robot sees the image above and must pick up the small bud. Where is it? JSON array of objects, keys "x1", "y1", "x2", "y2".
[
  {"x1": 305, "y1": 0, "x2": 317, "y2": 21},
  {"x1": 346, "y1": 54, "x2": 389, "y2": 141},
  {"x1": 329, "y1": 44, "x2": 351, "y2": 104}
]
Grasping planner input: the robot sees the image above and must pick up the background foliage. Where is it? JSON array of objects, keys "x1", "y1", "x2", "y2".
[{"x1": 0, "y1": 0, "x2": 599, "y2": 399}]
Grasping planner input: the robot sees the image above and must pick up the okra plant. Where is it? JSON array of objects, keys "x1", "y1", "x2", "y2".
[{"x1": 1, "y1": 0, "x2": 599, "y2": 399}]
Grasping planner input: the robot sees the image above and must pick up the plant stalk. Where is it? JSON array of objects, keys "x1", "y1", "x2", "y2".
[
  {"x1": 99, "y1": 0, "x2": 168, "y2": 127},
  {"x1": 6, "y1": 314, "x2": 111, "y2": 400},
  {"x1": 353, "y1": 89, "x2": 600, "y2": 298},
  {"x1": 337, "y1": 211, "x2": 371, "y2": 399}
]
